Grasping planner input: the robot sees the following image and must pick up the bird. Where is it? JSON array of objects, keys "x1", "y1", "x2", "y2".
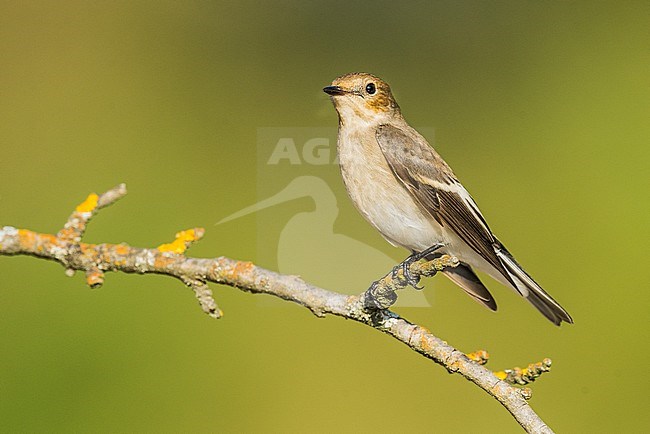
[{"x1": 323, "y1": 72, "x2": 573, "y2": 325}]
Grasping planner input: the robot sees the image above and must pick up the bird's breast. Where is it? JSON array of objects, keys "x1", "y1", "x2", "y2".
[{"x1": 337, "y1": 125, "x2": 445, "y2": 251}]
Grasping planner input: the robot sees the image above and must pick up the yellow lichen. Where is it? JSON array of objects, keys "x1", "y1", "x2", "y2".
[
  {"x1": 76, "y1": 193, "x2": 99, "y2": 213},
  {"x1": 157, "y1": 229, "x2": 199, "y2": 254},
  {"x1": 114, "y1": 244, "x2": 129, "y2": 255},
  {"x1": 232, "y1": 260, "x2": 254, "y2": 276},
  {"x1": 494, "y1": 371, "x2": 507, "y2": 380},
  {"x1": 18, "y1": 229, "x2": 35, "y2": 246},
  {"x1": 466, "y1": 350, "x2": 490, "y2": 365},
  {"x1": 154, "y1": 255, "x2": 175, "y2": 268}
]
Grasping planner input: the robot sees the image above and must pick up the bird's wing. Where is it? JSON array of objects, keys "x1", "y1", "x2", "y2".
[
  {"x1": 375, "y1": 124, "x2": 516, "y2": 288},
  {"x1": 376, "y1": 124, "x2": 573, "y2": 325}
]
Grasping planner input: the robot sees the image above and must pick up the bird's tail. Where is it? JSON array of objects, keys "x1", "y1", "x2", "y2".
[
  {"x1": 442, "y1": 263, "x2": 497, "y2": 311},
  {"x1": 495, "y1": 246, "x2": 573, "y2": 325}
]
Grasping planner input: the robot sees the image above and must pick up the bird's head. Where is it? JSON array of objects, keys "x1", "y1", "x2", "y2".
[{"x1": 324, "y1": 73, "x2": 400, "y2": 124}]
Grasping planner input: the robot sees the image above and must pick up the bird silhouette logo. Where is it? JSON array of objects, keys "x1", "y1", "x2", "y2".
[{"x1": 218, "y1": 176, "x2": 431, "y2": 307}]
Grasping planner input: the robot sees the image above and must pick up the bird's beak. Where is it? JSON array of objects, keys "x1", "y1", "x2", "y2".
[{"x1": 323, "y1": 85, "x2": 347, "y2": 96}]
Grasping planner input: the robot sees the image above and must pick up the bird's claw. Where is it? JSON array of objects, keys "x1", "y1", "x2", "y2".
[
  {"x1": 401, "y1": 258, "x2": 424, "y2": 289},
  {"x1": 399, "y1": 243, "x2": 445, "y2": 290}
]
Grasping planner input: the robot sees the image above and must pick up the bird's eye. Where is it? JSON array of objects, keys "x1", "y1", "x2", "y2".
[{"x1": 365, "y1": 83, "x2": 376, "y2": 95}]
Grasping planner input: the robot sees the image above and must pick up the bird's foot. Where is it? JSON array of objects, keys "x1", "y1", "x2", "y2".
[
  {"x1": 362, "y1": 243, "x2": 446, "y2": 310},
  {"x1": 398, "y1": 243, "x2": 445, "y2": 290}
]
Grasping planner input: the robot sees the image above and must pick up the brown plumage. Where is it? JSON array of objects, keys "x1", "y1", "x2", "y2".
[{"x1": 324, "y1": 72, "x2": 572, "y2": 325}]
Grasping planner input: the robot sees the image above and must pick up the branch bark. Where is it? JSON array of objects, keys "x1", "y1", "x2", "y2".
[{"x1": 0, "y1": 184, "x2": 555, "y2": 434}]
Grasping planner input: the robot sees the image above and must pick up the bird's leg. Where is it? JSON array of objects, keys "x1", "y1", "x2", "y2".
[{"x1": 400, "y1": 243, "x2": 445, "y2": 289}]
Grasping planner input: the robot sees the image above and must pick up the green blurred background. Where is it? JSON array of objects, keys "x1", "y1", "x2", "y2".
[{"x1": 1, "y1": 1, "x2": 648, "y2": 432}]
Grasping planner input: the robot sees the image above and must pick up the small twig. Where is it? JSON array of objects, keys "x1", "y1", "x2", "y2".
[
  {"x1": 158, "y1": 228, "x2": 205, "y2": 254},
  {"x1": 57, "y1": 183, "x2": 127, "y2": 243},
  {"x1": 0, "y1": 185, "x2": 558, "y2": 434},
  {"x1": 85, "y1": 266, "x2": 104, "y2": 288},
  {"x1": 495, "y1": 358, "x2": 553, "y2": 386},
  {"x1": 181, "y1": 276, "x2": 222, "y2": 319}
]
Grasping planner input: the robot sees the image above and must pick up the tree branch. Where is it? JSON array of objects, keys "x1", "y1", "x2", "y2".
[{"x1": 0, "y1": 184, "x2": 556, "y2": 434}]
